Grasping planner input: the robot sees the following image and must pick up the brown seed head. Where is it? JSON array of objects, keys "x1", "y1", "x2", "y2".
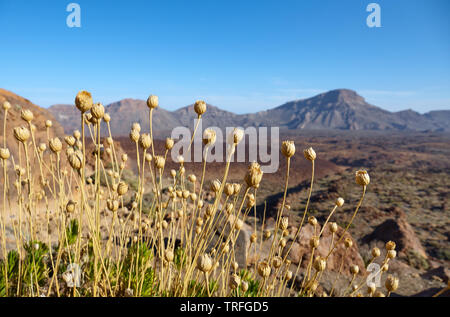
[
  {"x1": 194, "y1": 100, "x2": 206, "y2": 116},
  {"x1": 13, "y1": 126, "x2": 30, "y2": 143},
  {"x1": 335, "y1": 197, "x2": 345, "y2": 207},
  {"x1": 147, "y1": 95, "x2": 159, "y2": 109},
  {"x1": 197, "y1": 253, "x2": 213, "y2": 273},
  {"x1": 75, "y1": 90, "x2": 93, "y2": 113},
  {"x1": 21, "y1": 109, "x2": 34, "y2": 122},
  {"x1": 139, "y1": 133, "x2": 152, "y2": 149},
  {"x1": 313, "y1": 256, "x2": 327, "y2": 272},
  {"x1": 281, "y1": 140, "x2": 295, "y2": 158},
  {"x1": 303, "y1": 147, "x2": 316, "y2": 161},
  {"x1": 0, "y1": 148, "x2": 10, "y2": 160},
  {"x1": 355, "y1": 169, "x2": 370, "y2": 186},
  {"x1": 244, "y1": 161, "x2": 263, "y2": 188},
  {"x1": 202, "y1": 128, "x2": 216, "y2": 146},
  {"x1": 165, "y1": 137, "x2": 174, "y2": 150},
  {"x1": 49, "y1": 137, "x2": 63, "y2": 153}
]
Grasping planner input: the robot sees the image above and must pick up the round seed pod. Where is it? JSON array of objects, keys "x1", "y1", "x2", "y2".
[
  {"x1": 165, "y1": 250, "x2": 174, "y2": 262},
  {"x1": 385, "y1": 241, "x2": 396, "y2": 251},
  {"x1": 250, "y1": 233, "x2": 257, "y2": 243},
  {"x1": 229, "y1": 128, "x2": 244, "y2": 145},
  {"x1": 329, "y1": 222, "x2": 338, "y2": 233},
  {"x1": 68, "y1": 152, "x2": 82, "y2": 170},
  {"x1": 281, "y1": 140, "x2": 295, "y2": 158},
  {"x1": 103, "y1": 113, "x2": 111, "y2": 123},
  {"x1": 66, "y1": 200, "x2": 77, "y2": 213},
  {"x1": 313, "y1": 256, "x2": 326, "y2": 272},
  {"x1": 381, "y1": 263, "x2": 389, "y2": 272},
  {"x1": 308, "y1": 216, "x2": 317, "y2": 226},
  {"x1": 129, "y1": 129, "x2": 140, "y2": 142},
  {"x1": 165, "y1": 137, "x2": 174, "y2": 150},
  {"x1": 272, "y1": 256, "x2": 283, "y2": 269},
  {"x1": 75, "y1": 90, "x2": 93, "y2": 113},
  {"x1": 0, "y1": 148, "x2": 10, "y2": 160},
  {"x1": 280, "y1": 217, "x2": 289, "y2": 231},
  {"x1": 121, "y1": 153, "x2": 128, "y2": 162},
  {"x1": 244, "y1": 162, "x2": 263, "y2": 188},
  {"x1": 145, "y1": 153, "x2": 152, "y2": 162},
  {"x1": 385, "y1": 275, "x2": 399, "y2": 292},
  {"x1": 344, "y1": 237, "x2": 353, "y2": 249},
  {"x1": 49, "y1": 137, "x2": 62, "y2": 153},
  {"x1": 279, "y1": 238, "x2": 287, "y2": 248},
  {"x1": 197, "y1": 253, "x2": 213, "y2": 273},
  {"x1": 147, "y1": 95, "x2": 158, "y2": 109},
  {"x1": 263, "y1": 230, "x2": 271, "y2": 240},
  {"x1": 107, "y1": 199, "x2": 119, "y2": 212},
  {"x1": 224, "y1": 183, "x2": 234, "y2": 196},
  {"x1": 309, "y1": 236, "x2": 320, "y2": 249},
  {"x1": 371, "y1": 247, "x2": 381, "y2": 258},
  {"x1": 355, "y1": 169, "x2": 370, "y2": 186},
  {"x1": 234, "y1": 218, "x2": 243, "y2": 231},
  {"x1": 13, "y1": 126, "x2": 30, "y2": 143},
  {"x1": 45, "y1": 120, "x2": 53, "y2": 128},
  {"x1": 229, "y1": 273, "x2": 241, "y2": 290},
  {"x1": 21, "y1": 109, "x2": 34, "y2": 122},
  {"x1": 335, "y1": 197, "x2": 345, "y2": 207},
  {"x1": 387, "y1": 250, "x2": 397, "y2": 259},
  {"x1": 65, "y1": 136, "x2": 76, "y2": 147},
  {"x1": 170, "y1": 169, "x2": 177, "y2": 177},
  {"x1": 91, "y1": 102, "x2": 105, "y2": 120},
  {"x1": 257, "y1": 261, "x2": 271, "y2": 278},
  {"x1": 3, "y1": 101, "x2": 11, "y2": 110},
  {"x1": 211, "y1": 179, "x2": 221, "y2": 193},
  {"x1": 303, "y1": 147, "x2": 316, "y2": 161},
  {"x1": 152, "y1": 155, "x2": 165, "y2": 170},
  {"x1": 132, "y1": 122, "x2": 141, "y2": 132},
  {"x1": 241, "y1": 281, "x2": 249, "y2": 292},
  {"x1": 188, "y1": 174, "x2": 197, "y2": 183},
  {"x1": 203, "y1": 128, "x2": 216, "y2": 146},
  {"x1": 139, "y1": 133, "x2": 152, "y2": 149},
  {"x1": 117, "y1": 182, "x2": 128, "y2": 196},
  {"x1": 194, "y1": 100, "x2": 206, "y2": 116},
  {"x1": 233, "y1": 183, "x2": 241, "y2": 194},
  {"x1": 350, "y1": 264, "x2": 360, "y2": 275}
]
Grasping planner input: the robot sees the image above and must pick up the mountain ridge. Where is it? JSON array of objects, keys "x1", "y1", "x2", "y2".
[{"x1": 41, "y1": 88, "x2": 450, "y2": 135}]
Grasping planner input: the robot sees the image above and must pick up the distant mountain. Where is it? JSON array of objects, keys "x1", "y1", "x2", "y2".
[{"x1": 46, "y1": 89, "x2": 450, "y2": 136}]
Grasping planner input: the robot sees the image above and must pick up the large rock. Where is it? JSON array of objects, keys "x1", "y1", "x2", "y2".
[
  {"x1": 281, "y1": 223, "x2": 366, "y2": 275},
  {"x1": 362, "y1": 207, "x2": 427, "y2": 259}
]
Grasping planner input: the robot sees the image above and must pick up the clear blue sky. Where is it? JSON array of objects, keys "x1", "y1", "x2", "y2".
[{"x1": 0, "y1": 0, "x2": 449, "y2": 113}]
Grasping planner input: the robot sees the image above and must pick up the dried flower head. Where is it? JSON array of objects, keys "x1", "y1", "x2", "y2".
[
  {"x1": 211, "y1": 179, "x2": 221, "y2": 193},
  {"x1": 164, "y1": 137, "x2": 174, "y2": 150},
  {"x1": 165, "y1": 250, "x2": 174, "y2": 262},
  {"x1": 0, "y1": 148, "x2": 10, "y2": 160},
  {"x1": 387, "y1": 250, "x2": 397, "y2": 259},
  {"x1": 335, "y1": 197, "x2": 345, "y2": 207},
  {"x1": 281, "y1": 140, "x2": 295, "y2": 158},
  {"x1": 371, "y1": 247, "x2": 381, "y2": 258},
  {"x1": 355, "y1": 169, "x2": 370, "y2": 186},
  {"x1": 344, "y1": 237, "x2": 353, "y2": 249},
  {"x1": 385, "y1": 275, "x2": 399, "y2": 292},
  {"x1": 194, "y1": 100, "x2": 206, "y2": 116},
  {"x1": 49, "y1": 137, "x2": 62, "y2": 153},
  {"x1": 303, "y1": 147, "x2": 316, "y2": 161},
  {"x1": 154, "y1": 155, "x2": 165, "y2": 169},
  {"x1": 75, "y1": 90, "x2": 93, "y2": 113},
  {"x1": 107, "y1": 199, "x2": 119, "y2": 212},
  {"x1": 280, "y1": 217, "x2": 289, "y2": 231},
  {"x1": 117, "y1": 182, "x2": 129, "y2": 196},
  {"x1": 308, "y1": 216, "x2": 318, "y2": 226},
  {"x1": 91, "y1": 102, "x2": 105, "y2": 120},
  {"x1": 229, "y1": 273, "x2": 241, "y2": 290},
  {"x1": 65, "y1": 136, "x2": 76, "y2": 147},
  {"x1": 224, "y1": 183, "x2": 234, "y2": 196},
  {"x1": 272, "y1": 256, "x2": 283, "y2": 269},
  {"x1": 132, "y1": 122, "x2": 141, "y2": 132},
  {"x1": 139, "y1": 133, "x2": 152, "y2": 149},
  {"x1": 228, "y1": 128, "x2": 244, "y2": 145},
  {"x1": 197, "y1": 253, "x2": 213, "y2": 273},
  {"x1": 313, "y1": 256, "x2": 327, "y2": 272},
  {"x1": 13, "y1": 126, "x2": 30, "y2": 143},
  {"x1": 310, "y1": 236, "x2": 320, "y2": 249},
  {"x1": 45, "y1": 120, "x2": 53, "y2": 128},
  {"x1": 244, "y1": 161, "x2": 263, "y2": 188},
  {"x1": 66, "y1": 200, "x2": 77, "y2": 213},
  {"x1": 257, "y1": 261, "x2": 271, "y2": 278},
  {"x1": 385, "y1": 241, "x2": 396, "y2": 251},
  {"x1": 21, "y1": 109, "x2": 34, "y2": 122},
  {"x1": 147, "y1": 95, "x2": 159, "y2": 109},
  {"x1": 103, "y1": 113, "x2": 111, "y2": 122},
  {"x1": 2, "y1": 101, "x2": 11, "y2": 110},
  {"x1": 203, "y1": 128, "x2": 216, "y2": 146},
  {"x1": 350, "y1": 264, "x2": 360, "y2": 275},
  {"x1": 129, "y1": 129, "x2": 140, "y2": 143},
  {"x1": 329, "y1": 222, "x2": 338, "y2": 233},
  {"x1": 68, "y1": 151, "x2": 82, "y2": 170}
]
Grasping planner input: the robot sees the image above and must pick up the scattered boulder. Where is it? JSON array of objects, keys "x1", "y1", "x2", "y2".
[{"x1": 363, "y1": 207, "x2": 427, "y2": 259}]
